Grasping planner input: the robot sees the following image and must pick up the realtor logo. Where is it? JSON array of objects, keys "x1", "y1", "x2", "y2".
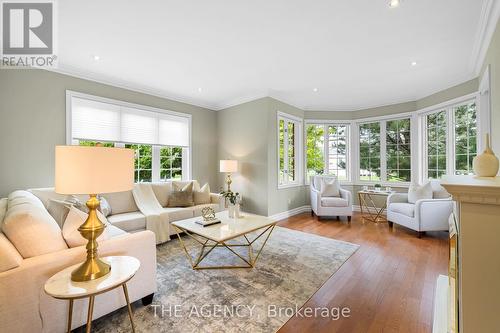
[{"x1": 1, "y1": 0, "x2": 57, "y2": 68}]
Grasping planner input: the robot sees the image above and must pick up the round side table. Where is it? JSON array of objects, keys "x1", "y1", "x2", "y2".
[{"x1": 44, "y1": 256, "x2": 140, "y2": 333}]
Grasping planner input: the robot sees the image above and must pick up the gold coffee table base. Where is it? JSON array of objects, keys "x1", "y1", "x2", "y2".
[
  {"x1": 174, "y1": 224, "x2": 275, "y2": 270},
  {"x1": 358, "y1": 191, "x2": 391, "y2": 223}
]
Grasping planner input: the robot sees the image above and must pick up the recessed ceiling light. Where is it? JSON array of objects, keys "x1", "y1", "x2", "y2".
[
  {"x1": 93, "y1": 55, "x2": 100, "y2": 61},
  {"x1": 389, "y1": 0, "x2": 400, "y2": 8},
  {"x1": 411, "y1": 61, "x2": 417, "y2": 66},
  {"x1": 313, "y1": 88, "x2": 318, "y2": 92},
  {"x1": 197, "y1": 87, "x2": 202, "y2": 92}
]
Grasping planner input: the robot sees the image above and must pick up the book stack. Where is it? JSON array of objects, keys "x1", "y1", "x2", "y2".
[{"x1": 195, "y1": 219, "x2": 221, "y2": 227}]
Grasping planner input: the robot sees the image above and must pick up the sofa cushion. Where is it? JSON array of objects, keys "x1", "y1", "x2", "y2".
[
  {"x1": 62, "y1": 206, "x2": 111, "y2": 248},
  {"x1": 0, "y1": 232, "x2": 23, "y2": 272},
  {"x1": 29, "y1": 188, "x2": 67, "y2": 208},
  {"x1": 2, "y1": 191, "x2": 68, "y2": 258},
  {"x1": 151, "y1": 182, "x2": 172, "y2": 207},
  {"x1": 161, "y1": 207, "x2": 193, "y2": 221},
  {"x1": 194, "y1": 183, "x2": 211, "y2": 205},
  {"x1": 0, "y1": 198, "x2": 7, "y2": 228},
  {"x1": 107, "y1": 211, "x2": 146, "y2": 232},
  {"x1": 101, "y1": 190, "x2": 139, "y2": 215},
  {"x1": 107, "y1": 225, "x2": 127, "y2": 238},
  {"x1": 192, "y1": 203, "x2": 222, "y2": 217},
  {"x1": 430, "y1": 180, "x2": 450, "y2": 199},
  {"x1": 389, "y1": 203, "x2": 415, "y2": 217},
  {"x1": 321, "y1": 197, "x2": 348, "y2": 207},
  {"x1": 168, "y1": 181, "x2": 194, "y2": 207},
  {"x1": 408, "y1": 182, "x2": 433, "y2": 204},
  {"x1": 47, "y1": 199, "x2": 72, "y2": 228},
  {"x1": 320, "y1": 177, "x2": 340, "y2": 197}
]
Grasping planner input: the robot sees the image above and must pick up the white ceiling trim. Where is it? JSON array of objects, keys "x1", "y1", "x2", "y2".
[
  {"x1": 470, "y1": 0, "x2": 500, "y2": 76},
  {"x1": 45, "y1": 66, "x2": 220, "y2": 111}
]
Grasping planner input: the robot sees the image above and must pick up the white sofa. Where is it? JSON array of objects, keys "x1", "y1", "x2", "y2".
[
  {"x1": 310, "y1": 176, "x2": 353, "y2": 221},
  {"x1": 30, "y1": 180, "x2": 224, "y2": 237},
  {"x1": 386, "y1": 182, "x2": 453, "y2": 237},
  {"x1": 0, "y1": 190, "x2": 157, "y2": 333},
  {"x1": 0, "y1": 180, "x2": 223, "y2": 333}
]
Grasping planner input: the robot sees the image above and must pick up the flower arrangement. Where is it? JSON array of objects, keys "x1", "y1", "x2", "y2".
[{"x1": 220, "y1": 189, "x2": 240, "y2": 205}]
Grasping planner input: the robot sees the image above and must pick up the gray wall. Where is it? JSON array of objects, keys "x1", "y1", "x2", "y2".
[
  {"x1": 216, "y1": 98, "x2": 270, "y2": 216},
  {"x1": 480, "y1": 18, "x2": 500, "y2": 155},
  {"x1": 0, "y1": 69, "x2": 218, "y2": 197}
]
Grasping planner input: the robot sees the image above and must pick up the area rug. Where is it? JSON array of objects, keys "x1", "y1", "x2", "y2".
[{"x1": 91, "y1": 226, "x2": 359, "y2": 333}]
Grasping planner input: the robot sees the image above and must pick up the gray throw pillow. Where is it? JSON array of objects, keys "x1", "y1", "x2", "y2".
[
  {"x1": 168, "y1": 181, "x2": 194, "y2": 207},
  {"x1": 97, "y1": 195, "x2": 112, "y2": 217},
  {"x1": 47, "y1": 199, "x2": 72, "y2": 228}
]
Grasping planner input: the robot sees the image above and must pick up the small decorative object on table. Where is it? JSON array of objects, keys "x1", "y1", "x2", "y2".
[
  {"x1": 473, "y1": 133, "x2": 499, "y2": 177},
  {"x1": 220, "y1": 189, "x2": 241, "y2": 218},
  {"x1": 196, "y1": 207, "x2": 221, "y2": 227},
  {"x1": 374, "y1": 184, "x2": 382, "y2": 191}
]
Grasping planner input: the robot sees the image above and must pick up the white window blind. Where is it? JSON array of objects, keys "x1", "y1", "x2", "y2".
[
  {"x1": 71, "y1": 96, "x2": 190, "y2": 147},
  {"x1": 71, "y1": 97, "x2": 121, "y2": 142}
]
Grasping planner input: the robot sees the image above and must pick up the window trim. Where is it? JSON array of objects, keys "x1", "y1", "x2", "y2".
[
  {"x1": 304, "y1": 120, "x2": 352, "y2": 184},
  {"x1": 277, "y1": 111, "x2": 303, "y2": 189},
  {"x1": 66, "y1": 90, "x2": 192, "y2": 182},
  {"x1": 418, "y1": 95, "x2": 479, "y2": 182}
]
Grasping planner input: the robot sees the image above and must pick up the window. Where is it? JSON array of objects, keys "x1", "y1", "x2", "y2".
[
  {"x1": 126, "y1": 144, "x2": 153, "y2": 182},
  {"x1": 68, "y1": 91, "x2": 191, "y2": 182},
  {"x1": 422, "y1": 100, "x2": 477, "y2": 179},
  {"x1": 386, "y1": 118, "x2": 411, "y2": 182},
  {"x1": 160, "y1": 147, "x2": 182, "y2": 181},
  {"x1": 359, "y1": 122, "x2": 381, "y2": 181},
  {"x1": 306, "y1": 123, "x2": 349, "y2": 181},
  {"x1": 454, "y1": 103, "x2": 477, "y2": 175},
  {"x1": 426, "y1": 111, "x2": 447, "y2": 179},
  {"x1": 278, "y1": 113, "x2": 303, "y2": 187}
]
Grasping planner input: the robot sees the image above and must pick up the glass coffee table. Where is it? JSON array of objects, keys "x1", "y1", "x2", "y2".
[
  {"x1": 357, "y1": 190, "x2": 395, "y2": 223},
  {"x1": 171, "y1": 211, "x2": 276, "y2": 270}
]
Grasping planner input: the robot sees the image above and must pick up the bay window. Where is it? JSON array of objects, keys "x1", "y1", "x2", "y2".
[
  {"x1": 306, "y1": 123, "x2": 350, "y2": 181},
  {"x1": 422, "y1": 100, "x2": 477, "y2": 179},
  {"x1": 359, "y1": 122, "x2": 381, "y2": 181},
  {"x1": 278, "y1": 113, "x2": 303, "y2": 187},
  {"x1": 68, "y1": 91, "x2": 191, "y2": 183}
]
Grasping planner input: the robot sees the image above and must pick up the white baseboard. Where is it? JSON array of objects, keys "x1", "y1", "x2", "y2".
[
  {"x1": 268, "y1": 205, "x2": 387, "y2": 221},
  {"x1": 268, "y1": 205, "x2": 311, "y2": 221}
]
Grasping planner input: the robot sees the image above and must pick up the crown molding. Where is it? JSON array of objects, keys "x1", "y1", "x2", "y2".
[
  {"x1": 45, "y1": 65, "x2": 220, "y2": 111},
  {"x1": 470, "y1": 0, "x2": 500, "y2": 76}
]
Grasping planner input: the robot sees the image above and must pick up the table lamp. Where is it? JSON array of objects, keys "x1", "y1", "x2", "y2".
[
  {"x1": 220, "y1": 160, "x2": 238, "y2": 192},
  {"x1": 55, "y1": 145, "x2": 134, "y2": 282}
]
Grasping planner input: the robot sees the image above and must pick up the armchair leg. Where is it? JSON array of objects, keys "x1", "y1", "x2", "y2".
[
  {"x1": 336, "y1": 216, "x2": 340, "y2": 221},
  {"x1": 347, "y1": 216, "x2": 351, "y2": 223},
  {"x1": 417, "y1": 231, "x2": 425, "y2": 238},
  {"x1": 311, "y1": 210, "x2": 314, "y2": 217},
  {"x1": 387, "y1": 221, "x2": 393, "y2": 228}
]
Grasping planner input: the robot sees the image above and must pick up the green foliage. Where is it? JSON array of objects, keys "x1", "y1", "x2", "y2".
[
  {"x1": 219, "y1": 190, "x2": 240, "y2": 205},
  {"x1": 306, "y1": 124, "x2": 324, "y2": 176}
]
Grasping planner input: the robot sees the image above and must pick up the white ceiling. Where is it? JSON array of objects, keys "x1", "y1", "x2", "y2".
[{"x1": 57, "y1": 0, "x2": 488, "y2": 111}]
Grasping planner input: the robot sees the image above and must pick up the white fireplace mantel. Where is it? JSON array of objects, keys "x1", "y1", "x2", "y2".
[{"x1": 441, "y1": 175, "x2": 500, "y2": 205}]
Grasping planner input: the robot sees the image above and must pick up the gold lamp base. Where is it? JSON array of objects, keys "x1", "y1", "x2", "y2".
[{"x1": 71, "y1": 194, "x2": 111, "y2": 282}]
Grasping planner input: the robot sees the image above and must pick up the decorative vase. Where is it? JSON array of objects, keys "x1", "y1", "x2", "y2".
[
  {"x1": 234, "y1": 203, "x2": 241, "y2": 218},
  {"x1": 228, "y1": 204, "x2": 235, "y2": 218},
  {"x1": 473, "y1": 133, "x2": 499, "y2": 177}
]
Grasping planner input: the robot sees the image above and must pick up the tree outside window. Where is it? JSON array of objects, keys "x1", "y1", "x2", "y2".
[
  {"x1": 160, "y1": 147, "x2": 183, "y2": 181},
  {"x1": 306, "y1": 124, "x2": 325, "y2": 178},
  {"x1": 359, "y1": 122, "x2": 381, "y2": 181},
  {"x1": 125, "y1": 144, "x2": 152, "y2": 182},
  {"x1": 454, "y1": 103, "x2": 477, "y2": 175},
  {"x1": 386, "y1": 118, "x2": 411, "y2": 182}
]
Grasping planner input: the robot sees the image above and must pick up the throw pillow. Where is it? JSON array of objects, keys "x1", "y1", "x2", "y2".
[
  {"x1": 408, "y1": 182, "x2": 433, "y2": 204},
  {"x1": 65, "y1": 195, "x2": 89, "y2": 213},
  {"x1": 2, "y1": 190, "x2": 68, "y2": 258},
  {"x1": 320, "y1": 178, "x2": 340, "y2": 197},
  {"x1": 97, "y1": 195, "x2": 112, "y2": 217},
  {"x1": 168, "y1": 181, "x2": 194, "y2": 207},
  {"x1": 430, "y1": 180, "x2": 450, "y2": 199},
  {"x1": 194, "y1": 183, "x2": 211, "y2": 205},
  {"x1": 0, "y1": 233, "x2": 23, "y2": 272},
  {"x1": 62, "y1": 206, "x2": 111, "y2": 248},
  {"x1": 47, "y1": 199, "x2": 72, "y2": 228}
]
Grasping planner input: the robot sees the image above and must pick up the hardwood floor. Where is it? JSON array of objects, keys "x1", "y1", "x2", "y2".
[{"x1": 276, "y1": 212, "x2": 449, "y2": 333}]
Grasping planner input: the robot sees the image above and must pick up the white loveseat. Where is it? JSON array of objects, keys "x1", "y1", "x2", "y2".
[{"x1": 386, "y1": 181, "x2": 453, "y2": 237}]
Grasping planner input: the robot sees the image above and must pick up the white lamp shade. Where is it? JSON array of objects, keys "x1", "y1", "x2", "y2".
[
  {"x1": 220, "y1": 160, "x2": 238, "y2": 173},
  {"x1": 55, "y1": 146, "x2": 135, "y2": 195}
]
